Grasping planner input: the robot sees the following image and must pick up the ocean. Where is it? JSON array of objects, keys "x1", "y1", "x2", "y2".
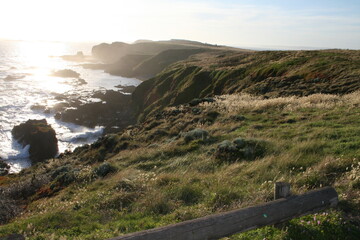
[{"x1": 0, "y1": 40, "x2": 140, "y2": 173}]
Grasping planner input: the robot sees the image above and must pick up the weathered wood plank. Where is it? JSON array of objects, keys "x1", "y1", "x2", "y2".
[
  {"x1": 108, "y1": 187, "x2": 338, "y2": 240},
  {"x1": 274, "y1": 182, "x2": 291, "y2": 199}
]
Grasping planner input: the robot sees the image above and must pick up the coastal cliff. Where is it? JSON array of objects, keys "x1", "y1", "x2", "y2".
[
  {"x1": 1, "y1": 43, "x2": 360, "y2": 239},
  {"x1": 132, "y1": 49, "x2": 360, "y2": 119}
]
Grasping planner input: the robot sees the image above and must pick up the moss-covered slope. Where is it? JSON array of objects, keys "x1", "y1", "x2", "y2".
[{"x1": 132, "y1": 50, "x2": 360, "y2": 119}]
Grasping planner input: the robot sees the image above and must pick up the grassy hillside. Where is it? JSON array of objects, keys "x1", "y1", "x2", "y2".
[
  {"x1": 132, "y1": 49, "x2": 360, "y2": 119},
  {"x1": 91, "y1": 39, "x2": 240, "y2": 63},
  {"x1": 105, "y1": 48, "x2": 208, "y2": 80},
  {"x1": 1, "y1": 92, "x2": 360, "y2": 239},
  {"x1": 89, "y1": 40, "x2": 246, "y2": 80}
]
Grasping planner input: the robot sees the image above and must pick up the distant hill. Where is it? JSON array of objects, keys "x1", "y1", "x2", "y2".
[
  {"x1": 104, "y1": 48, "x2": 206, "y2": 80},
  {"x1": 90, "y1": 39, "x2": 244, "y2": 80},
  {"x1": 91, "y1": 39, "x2": 225, "y2": 63}
]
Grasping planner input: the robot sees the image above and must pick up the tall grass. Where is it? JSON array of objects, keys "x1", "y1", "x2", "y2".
[{"x1": 203, "y1": 91, "x2": 360, "y2": 113}]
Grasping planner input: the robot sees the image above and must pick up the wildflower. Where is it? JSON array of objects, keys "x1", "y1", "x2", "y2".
[{"x1": 317, "y1": 220, "x2": 321, "y2": 225}]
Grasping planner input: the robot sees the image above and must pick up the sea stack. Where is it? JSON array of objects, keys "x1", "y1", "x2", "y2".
[{"x1": 12, "y1": 119, "x2": 58, "y2": 163}]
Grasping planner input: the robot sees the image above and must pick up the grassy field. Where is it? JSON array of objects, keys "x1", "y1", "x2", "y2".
[
  {"x1": 1, "y1": 92, "x2": 360, "y2": 239},
  {"x1": 132, "y1": 49, "x2": 360, "y2": 120}
]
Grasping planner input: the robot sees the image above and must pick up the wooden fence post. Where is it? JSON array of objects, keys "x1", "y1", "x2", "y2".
[
  {"x1": 108, "y1": 187, "x2": 338, "y2": 240},
  {"x1": 274, "y1": 182, "x2": 291, "y2": 200}
]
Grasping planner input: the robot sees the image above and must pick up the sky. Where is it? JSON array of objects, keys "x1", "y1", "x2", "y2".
[{"x1": 0, "y1": 0, "x2": 360, "y2": 49}]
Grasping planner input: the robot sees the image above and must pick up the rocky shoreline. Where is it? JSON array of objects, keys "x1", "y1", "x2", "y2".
[
  {"x1": 12, "y1": 119, "x2": 58, "y2": 163},
  {"x1": 31, "y1": 90, "x2": 136, "y2": 134}
]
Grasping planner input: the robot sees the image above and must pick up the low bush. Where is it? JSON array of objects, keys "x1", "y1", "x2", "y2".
[
  {"x1": 5, "y1": 175, "x2": 50, "y2": 200},
  {"x1": 182, "y1": 129, "x2": 209, "y2": 143},
  {"x1": 100, "y1": 192, "x2": 138, "y2": 211},
  {"x1": 0, "y1": 195, "x2": 19, "y2": 224},
  {"x1": 170, "y1": 185, "x2": 203, "y2": 205},
  {"x1": 215, "y1": 138, "x2": 268, "y2": 162},
  {"x1": 93, "y1": 162, "x2": 117, "y2": 177}
]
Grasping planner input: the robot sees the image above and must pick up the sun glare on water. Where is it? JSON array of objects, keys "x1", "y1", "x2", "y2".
[{"x1": 16, "y1": 41, "x2": 74, "y2": 93}]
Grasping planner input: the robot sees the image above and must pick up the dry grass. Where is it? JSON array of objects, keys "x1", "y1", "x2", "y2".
[{"x1": 202, "y1": 91, "x2": 360, "y2": 113}]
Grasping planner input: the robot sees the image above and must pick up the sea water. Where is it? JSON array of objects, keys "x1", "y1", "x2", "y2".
[{"x1": 0, "y1": 40, "x2": 141, "y2": 173}]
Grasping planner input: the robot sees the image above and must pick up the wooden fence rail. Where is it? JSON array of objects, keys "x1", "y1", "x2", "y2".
[{"x1": 108, "y1": 186, "x2": 338, "y2": 240}]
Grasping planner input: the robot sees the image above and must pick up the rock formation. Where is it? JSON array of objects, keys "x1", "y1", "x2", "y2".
[
  {"x1": 12, "y1": 119, "x2": 58, "y2": 163},
  {"x1": 0, "y1": 159, "x2": 10, "y2": 176},
  {"x1": 52, "y1": 69, "x2": 80, "y2": 78}
]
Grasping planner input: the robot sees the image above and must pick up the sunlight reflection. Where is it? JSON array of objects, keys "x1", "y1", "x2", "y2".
[{"x1": 16, "y1": 41, "x2": 74, "y2": 93}]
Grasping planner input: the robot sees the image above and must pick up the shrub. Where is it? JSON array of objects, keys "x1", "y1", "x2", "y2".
[
  {"x1": 215, "y1": 138, "x2": 268, "y2": 162},
  {"x1": 149, "y1": 200, "x2": 174, "y2": 215},
  {"x1": 352, "y1": 178, "x2": 360, "y2": 189},
  {"x1": 171, "y1": 185, "x2": 203, "y2": 205},
  {"x1": 143, "y1": 193, "x2": 174, "y2": 215},
  {"x1": 200, "y1": 111, "x2": 220, "y2": 124},
  {"x1": 191, "y1": 107, "x2": 202, "y2": 114},
  {"x1": 114, "y1": 142, "x2": 130, "y2": 152},
  {"x1": 100, "y1": 192, "x2": 138, "y2": 210},
  {"x1": 102, "y1": 134, "x2": 119, "y2": 150},
  {"x1": 147, "y1": 129, "x2": 169, "y2": 141},
  {"x1": 115, "y1": 179, "x2": 137, "y2": 192},
  {"x1": 53, "y1": 171, "x2": 76, "y2": 187},
  {"x1": 182, "y1": 129, "x2": 209, "y2": 143},
  {"x1": 51, "y1": 165, "x2": 71, "y2": 179},
  {"x1": 0, "y1": 195, "x2": 20, "y2": 224},
  {"x1": 93, "y1": 162, "x2": 116, "y2": 177},
  {"x1": 5, "y1": 175, "x2": 50, "y2": 200}
]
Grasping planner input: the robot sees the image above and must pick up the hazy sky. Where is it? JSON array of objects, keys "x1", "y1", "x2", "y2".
[{"x1": 1, "y1": 0, "x2": 360, "y2": 49}]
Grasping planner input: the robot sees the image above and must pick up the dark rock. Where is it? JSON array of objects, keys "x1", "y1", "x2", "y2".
[
  {"x1": 4, "y1": 75, "x2": 25, "y2": 81},
  {"x1": 30, "y1": 104, "x2": 46, "y2": 112},
  {"x1": 115, "y1": 85, "x2": 137, "y2": 93},
  {"x1": 12, "y1": 119, "x2": 58, "y2": 163},
  {"x1": 189, "y1": 97, "x2": 215, "y2": 106},
  {"x1": 52, "y1": 69, "x2": 80, "y2": 78},
  {"x1": 55, "y1": 90, "x2": 135, "y2": 133},
  {"x1": 189, "y1": 98, "x2": 202, "y2": 106},
  {"x1": 76, "y1": 51, "x2": 84, "y2": 57},
  {"x1": 60, "y1": 51, "x2": 92, "y2": 62},
  {"x1": 0, "y1": 159, "x2": 10, "y2": 176},
  {"x1": 77, "y1": 78, "x2": 87, "y2": 85}
]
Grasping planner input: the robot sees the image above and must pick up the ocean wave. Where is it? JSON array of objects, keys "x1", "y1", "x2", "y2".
[
  {"x1": 7, "y1": 144, "x2": 30, "y2": 160},
  {"x1": 60, "y1": 126, "x2": 104, "y2": 144}
]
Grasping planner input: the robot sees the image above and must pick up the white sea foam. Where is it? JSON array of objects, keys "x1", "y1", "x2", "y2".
[{"x1": 0, "y1": 40, "x2": 141, "y2": 173}]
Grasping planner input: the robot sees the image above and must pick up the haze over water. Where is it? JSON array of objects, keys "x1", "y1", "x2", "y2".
[{"x1": 0, "y1": 40, "x2": 141, "y2": 173}]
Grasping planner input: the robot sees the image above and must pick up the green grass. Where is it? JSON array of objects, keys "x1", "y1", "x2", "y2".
[{"x1": 1, "y1": 94, "x2": 360, "y2": 239}]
